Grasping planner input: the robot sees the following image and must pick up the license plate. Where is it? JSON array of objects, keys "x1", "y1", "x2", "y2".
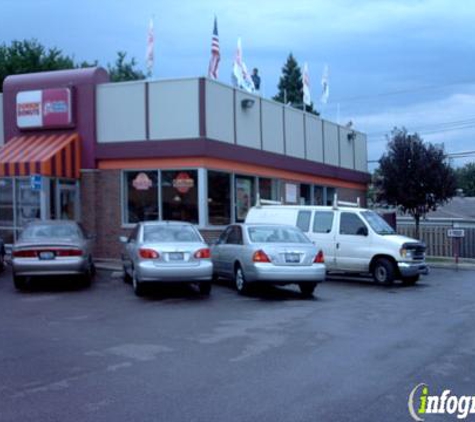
[
  {"x1": 39, "y1": 251, "x2": 55, "y2": 260},
  {"x1": 168, "y1": 252, "x2": 184, "y2": 261},
  {"x1": 285, "y1": 253, "x2": 300, "y2": 263}
]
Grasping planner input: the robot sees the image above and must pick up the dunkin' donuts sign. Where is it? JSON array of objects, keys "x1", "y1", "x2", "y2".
[{"x1": 16, "y1": 88, "x2": 73, "y2": 129}]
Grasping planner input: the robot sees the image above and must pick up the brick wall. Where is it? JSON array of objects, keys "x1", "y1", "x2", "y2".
[{"x1": 336, "y1": 187, "x2": 367, "y2": 207}]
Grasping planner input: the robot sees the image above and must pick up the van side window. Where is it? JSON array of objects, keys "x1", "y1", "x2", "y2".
[
  {"x1": 313, "y1": 211, "x2": 334, "y2": 233},
  {"x1": 340, "y1": 212, "x2": 367, "y2": 236},
  {"x1": 296, "y1": 211, "x2": 311, "y2": 232}
]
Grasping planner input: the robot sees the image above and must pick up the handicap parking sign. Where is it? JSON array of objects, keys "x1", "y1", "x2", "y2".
[{"x1": 30, "y1": 175, "x2": 42, "y2": 191}]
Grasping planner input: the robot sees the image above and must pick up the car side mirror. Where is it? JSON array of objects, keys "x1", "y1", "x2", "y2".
[{"x1": 119, "y1": 236, "x2": 128, "y2": 244}]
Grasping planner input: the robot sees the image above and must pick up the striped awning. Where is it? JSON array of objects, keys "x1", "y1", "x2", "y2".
[{"x1": 0, "y1": 133, "x2": 81, "y2": 179}]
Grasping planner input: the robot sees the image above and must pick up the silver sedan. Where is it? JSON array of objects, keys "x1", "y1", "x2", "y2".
[
  {"x1": 12, "y1": 220, "x2": 95, "y2": 290},
  {"x1": 211, "y1": 224, "x2": 326, "y2": 296},
  {"x1": 120, "y1": 221, "x2": 213, "y2": 296}
]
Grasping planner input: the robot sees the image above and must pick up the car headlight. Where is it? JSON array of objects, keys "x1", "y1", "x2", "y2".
[{"x1": 400, "y1": 248, "x2": 413, "y2": 258}]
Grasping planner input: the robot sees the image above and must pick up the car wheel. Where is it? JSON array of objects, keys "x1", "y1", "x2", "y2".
[
  {"x1": 13, "y1": 274, "x2": 27, "y2": 291},
  {"x1": 132, "y1": 270, "x2": 145, "y2": 297},
  {"x1": 299, "y1": 282, "x2": 317, "y2": 297},
  {"x1": 199, "y1": 282, "x2": 212, "y2": 295},
  {"x1": 373, "y1": 258, "x2": 396, "y2": 285},
  {"x1": 235, "y1": 266, "x2": 248, "y2": 295},
  {"x1": 402, "y1": 275, "x2": 420, "y2": 286}
]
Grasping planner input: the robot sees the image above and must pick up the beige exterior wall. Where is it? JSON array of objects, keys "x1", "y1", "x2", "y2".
[
  {"x1": 0, "y1": 94, "x2": 4, "y2": 146},
  {"x1": 284, "y1": 108, "x2": 305, "y2": 159},
  {"x1": 354, "y1": 133, "x2": 368, "y2": 172},
  {"x1": 339, "y1": 127, "x2": 356, "y2": 169},
  {"x1": 206, "y1": 80, "x2": 234, "y2": 144},
  {"x1": 261, "y1": 99, "x2": 285, "y2": 154},
  {"x1": 235, "y1": 90, "x2": 261, "y2": 149},
  {"x1": 149, "y1": 79, "x2": 199, "y2": 140},
  {"x1": 305, "y1": 115, "x2": 324, "y2": 163},
  {"x1": 96, "y1": 82, "x2": 146, "y2": 143},
  {"x1": 323, "y1": 121, "x2": 339, "y2": 166}
]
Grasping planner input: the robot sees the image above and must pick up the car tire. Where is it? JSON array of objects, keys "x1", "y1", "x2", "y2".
[
  {"x1": 132, "y1": 270, "x2": 145, "y2": 297},
  {"x1": 299, "y1": 282, "x2": 317, "y2": 297},
  {"x1": 235, "y1": 266, "x2": 248, "y2": 295},
  {"x1": 402, "y1": 275, "x2": 420, "y2": 286},
  {"x1": 13, "y1": 274, "x2": 27, "y2": 291},
  {"x1": 0, "y1": 252, "x2": 5, "y2": 272},
  {"x1": 199, "y1": 282, "x2": 212, "y2": 295},
  {"x1": 373, "y1": 258, "x2": 396, "y2": 285}
]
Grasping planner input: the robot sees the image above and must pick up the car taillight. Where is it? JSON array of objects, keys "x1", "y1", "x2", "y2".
[
  {"x1": 13, "y1": 250, "x2": 37, "y2": 258},
  {"x1": 314, "y1": 250, "x2": 325, "y2": 263},
  {"x1": 139, "y1": 248, "x2": 159, "y2": 259},
  {"x1": 253, "y1": 250, "x2": 271, "y2": 263},
  {"x1": 194, "y1": 248, "x2": 211, "y2": 259},
  {"x1": 56, "y1": 249, "x2": 83, "y2": 257}
]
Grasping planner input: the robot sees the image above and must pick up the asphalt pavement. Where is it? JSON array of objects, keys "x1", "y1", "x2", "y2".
[{"x1": 0, "y1": 267, "x2": 474, "y2": 422}]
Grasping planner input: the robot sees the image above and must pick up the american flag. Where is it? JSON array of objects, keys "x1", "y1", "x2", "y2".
[
  {"x1": 146, "y1": 17, "x2": 154, "y2": 77},
  {"x1": 208, "y1": 16, "x2": 220, "y2": 79}
]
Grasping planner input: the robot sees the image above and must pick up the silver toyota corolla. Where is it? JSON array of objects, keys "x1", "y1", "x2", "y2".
[
  {"x1": 211, "y1": 224, "x2": 326, "y2": 296},
  {"x1": 12, "y1": 220, "x2": 95, "y2": 290},
  {"x1": 120, "y1": 221, "x2": 213, "y2": 296}
]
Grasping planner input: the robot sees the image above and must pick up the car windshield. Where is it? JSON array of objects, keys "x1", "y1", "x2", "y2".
[
  {"x1": 143, "y1": 225, "x2": 201, "y2": 243},
  {"x1": 247, "y1": 226, "x2": 310, "y2": 244},
  {"x1": 361, "y1": 211, "x2": 396, "y2": 235},
  {"x1": 21, "y1": 224, "x2": 81, "y2": 239}
]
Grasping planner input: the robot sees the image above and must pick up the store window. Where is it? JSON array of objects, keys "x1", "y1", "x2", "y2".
[
  {"x1": 0, "y1": 178, "x2": 14, "y2": 243},
  {"x1": 326, "y1": 187, "x2": 336, "y2": 206},
  {"x1": 313, "y1": 186, "x2": 324, "y2": 205},
  {"x1": 208, "y1": 171, "x2": 231, "y2": 226},
  {"x1": 300, "y1": 184, "x2": 311, "y2": 205},
  {"x1": 259, "y1": 178, "x2": 279, "y2": 201},
  {"x1": 162, "y1": 170, "x2": 198, "y2": 224},
  {"x1": 124, "y1": 171, "x2": 159, "y2": 224},
  {"x1": 16, "y1": 178, "x2": 41, "y2": 227},
  {"x1": 58, "y1": 180, "x2": 78, "y2": 220},
  {"x1": 235, "y1": 175, "x2": 255, "y2": 222}
]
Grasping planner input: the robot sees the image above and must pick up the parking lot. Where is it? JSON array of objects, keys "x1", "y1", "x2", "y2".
[{"x1": 1, "y1": 267, "x2": 475, "y2": 421}]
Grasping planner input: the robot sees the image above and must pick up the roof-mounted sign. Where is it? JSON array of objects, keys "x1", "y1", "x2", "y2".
[{"x1": 16, "y1": 88, "x2": 74, "y2": 129}]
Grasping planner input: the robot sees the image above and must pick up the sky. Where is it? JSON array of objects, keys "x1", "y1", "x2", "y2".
[{"x1": 2, "y1": 0, "x2": 475, "y2": 170}]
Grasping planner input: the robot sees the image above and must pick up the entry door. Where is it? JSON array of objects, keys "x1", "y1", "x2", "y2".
[{"x1": 56, "y1": 181, "x2": 78, "y2": 220}]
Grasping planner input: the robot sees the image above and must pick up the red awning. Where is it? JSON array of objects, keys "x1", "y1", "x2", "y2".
[{"x1": 0, "y1": 133, "x2": 80, "y2": 179}]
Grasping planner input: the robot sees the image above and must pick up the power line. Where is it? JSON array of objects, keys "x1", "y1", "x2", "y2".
[
  {"x1": 367, "y1": 150, "x2": 475, "y2": 164},
  {"x1": 330, "y1": 79, "x2": 475, "y2": 104}
]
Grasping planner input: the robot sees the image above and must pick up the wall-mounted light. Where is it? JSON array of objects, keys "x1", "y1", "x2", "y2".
[
  {"x1": 347, "y1": 131, "x2": 356, "y2": 141},
  {"x1": 241, "y1": 98, "x2": 255, "y2": 109}
]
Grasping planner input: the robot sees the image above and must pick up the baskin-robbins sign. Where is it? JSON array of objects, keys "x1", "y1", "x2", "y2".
[{"x1": 16, "y1": 88, "x2": 74, "y2": 129}]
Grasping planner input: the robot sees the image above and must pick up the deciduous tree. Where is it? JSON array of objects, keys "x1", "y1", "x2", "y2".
[{"x1": 375, "y1": 128, "x2": 456, "y2": 238}]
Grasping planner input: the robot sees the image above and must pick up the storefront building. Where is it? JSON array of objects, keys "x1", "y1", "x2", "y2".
[{"x1": 0, "y1": 68, "x2": 370, "y2": 258}]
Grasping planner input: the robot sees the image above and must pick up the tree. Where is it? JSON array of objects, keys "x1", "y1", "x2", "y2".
[
  {"x1": 455, "y1": 163, "x2": 475, "y2": 196},
  {"x1": 0, "y1": 39, "x2": 76, "y2": 91},
  {"x1": 375, "y1": 128, "x2": 457, "y2": 238},
  {"x1": 107, "y1": 51, "x2": 145, "y2": 82},
  {"x1": 273, "y1": 53, "x2": 318, "y2": 115}
]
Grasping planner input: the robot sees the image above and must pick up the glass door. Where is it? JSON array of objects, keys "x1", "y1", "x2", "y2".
[{"x1": 56, "y1": 180, "x2": 79, "y2": 220}]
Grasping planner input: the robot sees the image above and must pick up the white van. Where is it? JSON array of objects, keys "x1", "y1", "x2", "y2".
[{"x1": 245, "y1": 204, "x2": 429, "y2": 285}]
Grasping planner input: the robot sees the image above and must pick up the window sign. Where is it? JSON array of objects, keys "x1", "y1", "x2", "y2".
[
  {"x1": 285, "y1": 183, "x2": 298, "y2": 203},
  {"x1": 132, "y1": 172, "x2": 153, "y2": 191},
  {"x1": 172, "y1": 172, "x2": 195, "y2": 194}
]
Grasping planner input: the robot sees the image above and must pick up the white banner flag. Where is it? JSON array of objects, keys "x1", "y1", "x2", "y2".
[
  {"x1": 303, "y1": 62, "x2": 311, "y2": 106},
  {"x1": 321, "y1": 64, "x2": 329, "y2": 104},
  {"x1": 146, "y1": 17, "x2": 154, "y2": 77},
  {"x1": 232, "y1": 38, "x2": 255, "y2": 93}
]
